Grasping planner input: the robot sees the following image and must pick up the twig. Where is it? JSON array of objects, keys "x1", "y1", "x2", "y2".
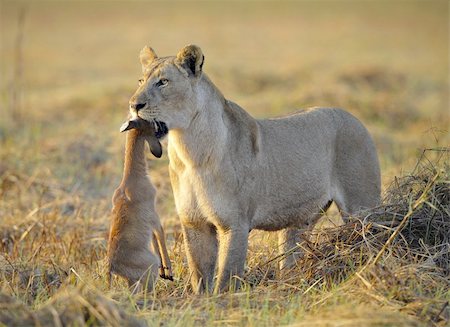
[
  {"x1": 371, "y1": 173, "x2": 439, "y2": 265},
  {"x1": 432, "y1": 301, "x2": 448, "y2": 323}
]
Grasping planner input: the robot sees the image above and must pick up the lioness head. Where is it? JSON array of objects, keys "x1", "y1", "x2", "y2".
[{"x1": 128, "y1": 45, "x2": 205, "y2": 138}]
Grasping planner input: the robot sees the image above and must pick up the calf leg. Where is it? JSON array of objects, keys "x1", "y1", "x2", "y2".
[
  {"x1": 153, "y1": 225, "x2": 173, "y2": 280},
  {"x1": 151, "y1": 236, "x2": 164, "y2": 278}
]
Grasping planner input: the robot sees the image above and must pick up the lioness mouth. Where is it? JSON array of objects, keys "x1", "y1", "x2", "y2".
[
  {"x1": 119, "y1": 117, "x2": 165, "y2": 158},
  {"x1": 120, "y1": 118, "x2": 168, "y2": 140}
]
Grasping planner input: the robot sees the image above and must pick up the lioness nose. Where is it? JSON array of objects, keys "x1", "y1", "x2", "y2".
[{"x1": 130, "y1": 102, "x2": 146, "y2": 111}]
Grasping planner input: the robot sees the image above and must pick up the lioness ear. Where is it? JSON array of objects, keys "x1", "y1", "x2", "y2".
[
  {"x1": 140, "y1": 46, "x2": 157, "y2": 72},
  {"x1": 175, "y1": 44, "x2": 204, "y2": 77}
]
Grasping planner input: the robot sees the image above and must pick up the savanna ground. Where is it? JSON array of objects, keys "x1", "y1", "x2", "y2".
[{"x1": 0, "y1": 1, "x2": 449, "y2": 326}]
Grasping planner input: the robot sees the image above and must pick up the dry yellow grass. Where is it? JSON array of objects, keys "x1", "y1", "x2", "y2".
[{"x1": 0, "y1": 1, "x2": 449, "y2": 326}]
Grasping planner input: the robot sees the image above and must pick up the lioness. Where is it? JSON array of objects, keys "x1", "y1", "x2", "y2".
[{"x1": 128, "y1": 45, "x2": 380, "y2": 293}]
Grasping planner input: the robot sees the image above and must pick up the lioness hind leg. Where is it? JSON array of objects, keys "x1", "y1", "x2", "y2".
[
  {"x1": 334, "y1": 178, "x2": 381, "y2": 220},
  {"x1": 182, "y1": 223, "x2": 218, "y2": 293},
  {"x1": 278, "y1": 200, "x2": 333, "y2": 272},
  {"x1": 333, "y1": 125, "x2": 381, "y2": 219},
  {"x1": 278, "y1": 228, "x2": 302, "y2": 271}
]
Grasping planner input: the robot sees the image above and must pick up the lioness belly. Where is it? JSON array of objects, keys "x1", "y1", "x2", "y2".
[{"x1": 250, "y1": 197, "x2": 331, "y2": 231}]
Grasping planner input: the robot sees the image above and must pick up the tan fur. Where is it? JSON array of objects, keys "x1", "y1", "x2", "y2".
[
  {"x1": 129, "y1": 45, "x2": 381, "y2": 293},
  {"x1": 107, "y1": 123, "x2": 172, "y2": 292}
]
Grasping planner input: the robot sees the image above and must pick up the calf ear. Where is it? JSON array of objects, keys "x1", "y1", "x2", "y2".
[
  {"x1": 175, "y1": 44, "x2": 204, "y2": 77},
  {"x1": 140, "y1": 46, "x2": 157, "y2": 72},
  {"x1": 145, "y1": 135, "x2": 162, "y2": 158}
]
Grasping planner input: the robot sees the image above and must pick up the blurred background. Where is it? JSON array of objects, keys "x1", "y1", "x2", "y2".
[{"x1": 1, "y1": 0, "x2": 448, "y2": 228}]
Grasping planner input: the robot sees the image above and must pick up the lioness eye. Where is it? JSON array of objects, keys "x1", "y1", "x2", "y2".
[
  {"x1": 155, "y1": 79, "x2": 168, "y2": 87},
  {"x1": 138, "y1": 78, "x2": 144, "y2": 86}
]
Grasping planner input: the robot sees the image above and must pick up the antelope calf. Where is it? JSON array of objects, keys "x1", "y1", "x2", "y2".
[{"x1": 107, "y1": 118, "x2": 172, "y2": 292}]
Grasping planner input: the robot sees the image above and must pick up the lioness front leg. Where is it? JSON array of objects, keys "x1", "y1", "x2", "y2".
[
  {"x1": 182, "y1": 223, "x2": 218, "y2": 293},
  {"x1": 215, "y1": 227, "x2": 249, "y2": 293}
]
